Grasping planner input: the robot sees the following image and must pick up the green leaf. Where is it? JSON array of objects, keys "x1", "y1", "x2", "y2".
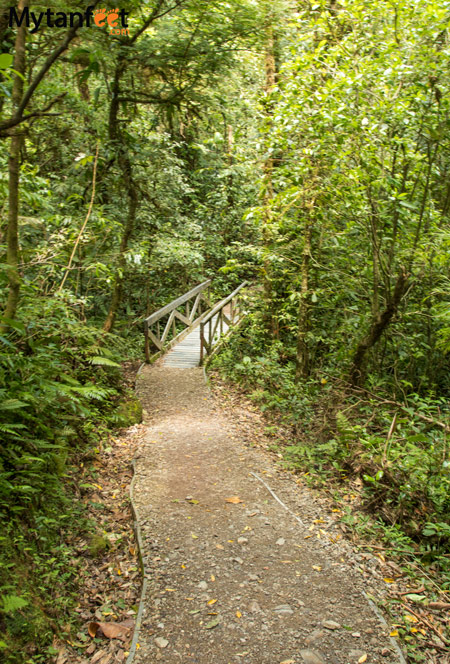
[
  {"x1": 404, "y1": 594, "x2": 426, "y2": 603},
  {"x1": 205, "y1": 617, "x2": 220, "y2": 629},
  {"x1": 1, "y1": 595, "x2": 28, "y2": 613},
  {"x1": 0, "y1": 399, "x2": 28, "y2": 411},
  {"x1": 90, "y1": 356, "x2": 121, "y2": 367},
  {"x1": 0, "y1": 53, "x2": 13, "y2": 70}
]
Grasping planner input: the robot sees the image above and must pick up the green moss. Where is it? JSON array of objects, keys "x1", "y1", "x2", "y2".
[
  {"x1": 115, "y1": 396, "x2": 143, "y2": 428},
  {"x1": 88, "y1": 534, "x2": 110, "y2": 558}
]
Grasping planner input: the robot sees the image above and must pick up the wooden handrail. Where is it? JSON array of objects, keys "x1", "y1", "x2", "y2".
[
  {"x1": 201, "y1": 281, "x2": 248, "y2": 324},
  {"x1": 144, "y1": 280, "x2": 212, "y2": 362},
  {"x1": 144, "y1": 280, "x2": 211, "y2": 326},
  {"x1": 200, "y1": 281, "x2": 248, "y2": 365}
]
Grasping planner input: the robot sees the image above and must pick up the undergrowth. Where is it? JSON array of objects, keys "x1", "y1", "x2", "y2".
[
  {"x1": 211, "y1": 316, "x2": 450, "y2": 589},
  {"x1": 0, "y1": 292, "x2": 139, "y2": 663}
]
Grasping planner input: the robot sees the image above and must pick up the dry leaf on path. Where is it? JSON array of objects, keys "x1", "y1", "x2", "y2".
[
  {"x1": 88, "y1": 619, "x2": 134, "y2": 641},
  {"x1": 205, "y1": 617, "x2": 220, "y2": 629},
  {"x1": 225, "y1": 496, "x2": 243, "y2": 504},
  {"x1": 358, "y1": 655, "x2": 367, "y2": 664}
]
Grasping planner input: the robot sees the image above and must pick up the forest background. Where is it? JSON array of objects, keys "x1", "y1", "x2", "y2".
[{"x1": 0, "y1": 0, "x2": 449, "y2": 662}]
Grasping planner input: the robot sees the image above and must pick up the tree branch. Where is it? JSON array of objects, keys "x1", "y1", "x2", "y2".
[{"x1": 0, "y1": 1, "x2": 100, "y2": 135}]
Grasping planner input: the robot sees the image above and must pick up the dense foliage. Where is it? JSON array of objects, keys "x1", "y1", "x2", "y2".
[
  {"x1": 1, "y1": 0, "x2": 449, "y2": 661},
  {"x1": 0, "y1": 1, "x2": 261, "y2": 660},
  {"x1": 212, "y1": 0, "x2": 450, "y2": 654}
]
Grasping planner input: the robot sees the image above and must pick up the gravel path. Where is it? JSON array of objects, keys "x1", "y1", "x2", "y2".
[{"x1": 132, "y1": 365, "x2": 404, "y2": 664}]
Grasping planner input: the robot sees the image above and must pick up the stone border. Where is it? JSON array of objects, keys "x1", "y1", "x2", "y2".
[{"x1": 125, "y1": 458, "x2": 148, "y2": 664}]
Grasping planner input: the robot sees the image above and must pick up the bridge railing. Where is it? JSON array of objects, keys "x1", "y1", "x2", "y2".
[
  {"x1": 144, "y1": 279, "x2": 211, "y2": 362},
  {"x1": 199, "y1": 281, "x2": 248, "y2": 365}
]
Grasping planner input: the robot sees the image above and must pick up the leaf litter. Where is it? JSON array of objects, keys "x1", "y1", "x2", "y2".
[{"x1": 53, "y1": 409, "x2": 146, "y2": 664}]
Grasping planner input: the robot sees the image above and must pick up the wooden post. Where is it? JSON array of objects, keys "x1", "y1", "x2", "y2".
[
  {"x1": 144, "y1": 321, "x2": 150, "y2": 363},
  {"x1": 200, "y1": 322, "x2": 204, "y2": 365}
]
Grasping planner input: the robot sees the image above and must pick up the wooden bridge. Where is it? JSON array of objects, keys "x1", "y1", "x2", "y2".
[{"x1": 143, "y1": 280, "x2": 248, "y2": 368}]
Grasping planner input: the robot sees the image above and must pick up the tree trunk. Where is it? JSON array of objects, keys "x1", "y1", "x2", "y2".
[
  {"x1": 295, "y1": 217, "x2": 312, "y2": 380},
  {"x1": 1, "y1": 0, "x2": 28, "y2": 329},
  {"x1": 349, "y1": 269, "x2": 409, "y2": 386},
  {"x1": 103, "y1": 60, "x2": 139, "y2": 333},
  {"x1": 261, "y1": 17, "x2": 278, "y2": 338},
  {"x1": 102, "y1": 151, "x2": 138, "y2": 333}
]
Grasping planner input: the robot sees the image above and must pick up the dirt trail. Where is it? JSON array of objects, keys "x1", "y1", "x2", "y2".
[{"x1": 132, "y1": 365, "x2": 403, "y2": 664}]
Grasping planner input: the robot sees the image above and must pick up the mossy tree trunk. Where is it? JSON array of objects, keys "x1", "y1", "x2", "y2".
[{"x1": 1, "y1": 0, "x2": 28, "y2": 330}]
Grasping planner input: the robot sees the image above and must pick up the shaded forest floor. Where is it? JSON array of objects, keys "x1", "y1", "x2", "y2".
[{"x1": 55, "y1": 363, "x2": 449, "y2": 664}]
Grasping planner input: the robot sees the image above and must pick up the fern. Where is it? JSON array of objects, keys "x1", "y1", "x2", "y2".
[
  {"x1": 61, "y1": 384, "x2": 116, "y2": 400},
  {"x1": 1, "y1": 595, "x2": 28, "y2": 613},
  {"x1": 0, "y1": 399, "x2": 27, "y2": 411},
  {"x1": 90, "y1": 356, "x2": 121, "y2": 367}
]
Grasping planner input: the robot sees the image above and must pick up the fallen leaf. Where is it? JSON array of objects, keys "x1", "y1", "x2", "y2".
[
  {"x1": 88, "y1": 620, "x2": 133, "y2": 641},
  {"x1": 390, "y1": 629, "x2": 399, "y2": 637},
  {"x1": 236, "y1": 611, "x2": 242, "y2": 618},
  {"x1": 208, "y1": 599, "x2": 218, "y2": 605},
  {"x1": 210, "y1": 574, "x2": 215, "y2": 582},
  {"x1": 205, "y1": 617, "x2": 220, "y2": 629},
  {"x1": 404, "y1": 594, "x2": 426, "y2": 603},
  {"x1": 404, "y1": 614, "x2": 418, "y2": 623},
  {"x1": 358, "y1": 655, "x2": 367, "y2": 664},
  {"x1": 88, "y1": 623, "x2": 98, "y2": 638},
  {"x1": 384, "y1": 578, "x2": 396, "y2": 584},
  {"x1": 312, "y1": 565, "x2": 322, "y2": 571},
  {"x1": 225, "y1": 496, "x2": 243, "y2": 504}
]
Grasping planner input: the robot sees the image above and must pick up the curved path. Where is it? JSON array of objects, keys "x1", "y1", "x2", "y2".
[{"x1": 132, "y1": 364, "x2": 404, "y2": 664}]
